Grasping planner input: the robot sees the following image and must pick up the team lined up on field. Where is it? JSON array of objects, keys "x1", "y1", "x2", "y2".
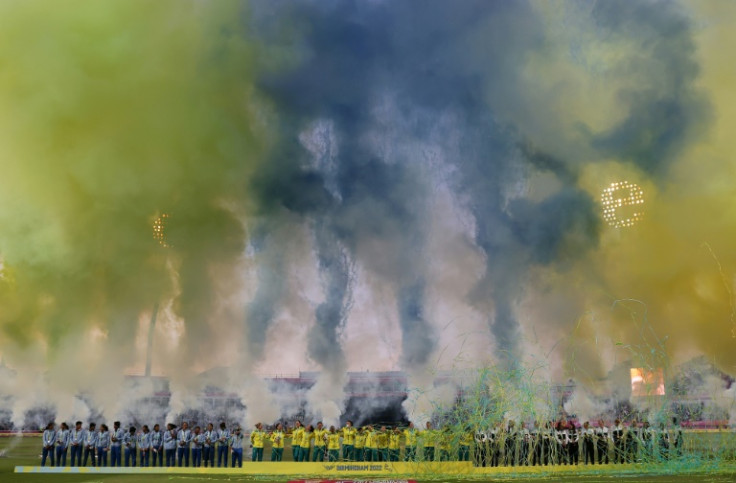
[{"x1": 39, "y1": 417, "x2": 685, "y2": 468}]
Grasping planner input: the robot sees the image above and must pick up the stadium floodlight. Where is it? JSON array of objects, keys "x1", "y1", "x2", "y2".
[{"x1": 630, "y1": 367, "x2": 665, "y2": 397}]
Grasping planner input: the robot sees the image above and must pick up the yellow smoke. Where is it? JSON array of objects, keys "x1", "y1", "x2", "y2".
[
  {"x1": 0, "y1": 0, "x2": 262, "y2": 376},
  {"x1": 518, "y1": 1, "x2": 736, "y2": 380},
  {"x1": 573, "y1": 1, "x2": 736, "y2": 377}
]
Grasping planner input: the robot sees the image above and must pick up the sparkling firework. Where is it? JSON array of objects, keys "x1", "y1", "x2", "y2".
[
  {"x1": 152, "y1": 213, "x2": 170, "y2": 248},
  {"x1": 601, "y1": 181, "x2": 644, "y2": 228}
]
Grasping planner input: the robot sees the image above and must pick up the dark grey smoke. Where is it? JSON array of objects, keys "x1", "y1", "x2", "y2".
[
  {"x1": 308, "y1": 218, "x2": 352, "y2": 375},
  {"x1": 587, "y1": 1, "x2": 709, "y2": 175},
  {"x1": 248, "y1": 0, "x2": 439, "y2": 373},
  {"x1": 244, "y1": 221, "x2": 286, "y2": 361},
  {"x1": 247, "y1": 0, "x2": 707, "y2": 371}
]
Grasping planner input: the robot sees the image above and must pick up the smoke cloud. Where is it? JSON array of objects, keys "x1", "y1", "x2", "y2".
[
  {"x1": 1, "y1": 0, "x2": 735, "y2": 429},
  {"x1": 0, "y1": 0, "x2": 264, "y2": 425}
]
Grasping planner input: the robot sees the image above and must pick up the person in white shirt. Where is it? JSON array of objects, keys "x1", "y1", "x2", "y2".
[
  {"x1": 110, "y1": 421, "x2": 124, "y2": 467},
  {"x1": 230, "y1": 426, "x2": 244, "y2": 468},
  {"x1": 504, "y1": 420, "x2": 517, "y2": 466},
  {"x1": 55, "y1": 422, "x2": 70, "y2": 466},
  {"x1": 82, "y1": 422, "x2": 98, "y2": 466},
  {"x1": 69, "y1": 421, "x2": 85, "y2": 467},
  {"x1": 97, "y1": 424, "x2": 111, "y2": 467},
  {"x1": 581, "y1": 421, "x2": 595, "y2": 465},
  {"x1": 217, "y1": 422, "x2": 230, "y2": 468},
  {"x1": 123, "y1": 426, "x2": 137, "y2": 467},
  {"x1": 554, "y1": 421, "x2": 568, "y2": 465},
  {"x1": 203, "y1": 423, "x2": 216, "y2": 467},
  {"x1": 164, "y1": 423, "x2": 177, "y2": 467},
  {"x1": 42, "y1": 422, "x2": 57, "y2": 467},
  {"x1": 567, "y1": 424, "x2": 579, "y2": 465},
  {"x1": 540, "y1": 421, "x2": 554, "y2": 466},
  {"x1": 139, "y1": 425, "x2": 152, "y2": 467},
  {"x1": 177, "y1": 422, "x2": 192, "y2": 467},
  {"x1": 611, "y1": 419, "x2": 624, "y2": 464},
  {"x1": 489, "y1": 422, "x2": 501, "y2": 467},
  {"x1": 151, "y1": 424, "x2": 164, "y2": 467},
  {"x1": 191, "y1": 426, "x2": 204, "y2": 467},
  {"x1": 595, "y1": 420, "x2": 609, "y2": 464},
  {"x1": 519, "y1": 422, "x2": 530, "y2": 465}
]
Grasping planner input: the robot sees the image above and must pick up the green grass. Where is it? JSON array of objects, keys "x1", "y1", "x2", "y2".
[{"x1": 3, "y1": 435, "x2": 736, "y2": 483}]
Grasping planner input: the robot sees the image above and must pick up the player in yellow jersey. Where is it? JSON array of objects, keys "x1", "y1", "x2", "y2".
[
  {"x1": 388, "y1": 426, "x2": 401, "y2": 461},
  {"x1": 437, "y1": 426, "x2": 451, "y2": 461},
  {"x1": 299, "y1": 425, "x2": 314, "y2": 462},
  {"x1": 458, "y1": 426, "x2": 475, "y2": 461},
  {"x1": 250, "y1": 423, "x2": 265, "y2": 462},
  {"x1": 290, "y1": 421, "x2": 303, "y2": 462},
  {"x1": 354, "y1": 427, "x2": 366, "y2": 461},
  {"x1": 376, "y1": 426, "x2": 389, "y2": 462},
  {"x1": 421, "y1": 422, "x2": 436, "y2": 461},
  {"x1": 269, "y1": 423, "x2": 285, "y2": 462},
  {"x1": 364, "y1": 425, "x2": 377, "y2": 462},
  {"x1": 327, "y1": 426, "x2": 341, "y2": 462},
  {"x1": 341, "y1": 420, "x2": 356, "y2": 461},
  {"x1": 403, "y1": 422, "x2": 418, "y2": 461},
  {"x1": 459, "y1": 425, "x2": 473, "y2": 462},
  {"x1": 312, "y1": 422, "x2": 328, "y2": 462}
]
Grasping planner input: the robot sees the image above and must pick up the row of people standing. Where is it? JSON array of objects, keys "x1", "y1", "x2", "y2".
[
  {"x1": 40, "y1": 417, "x2": 685, "y2": 468},
  {"x1": 288, "y1": 421, "x2": 473, "y2": 463},
  {"x1": 40, "y1": 419, "x2": 464, "y2": 467},
  {"x1": 472, "y1": 418, "x2": 684, "y2": 467},
  {"x1": 41, "y1": 420, "x2": 253, "y2": 468}
]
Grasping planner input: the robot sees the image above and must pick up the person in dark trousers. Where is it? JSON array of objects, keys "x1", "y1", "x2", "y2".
[
  {"x1": 567, "y1": 423, "x2": 579, "y2": 465},
  {"x1": 123, "y1": 426, "x2": 137, "y2": 467},
  {"x1": 191, "y1": 426, "x2": 203, "y2": 467},
  {"x1": 595, "y1": 420, "x2": 609, "y2": 464},
  {"x1": 554, "y1": 421, "x2": 568, "y2": 465},
  {"x1": 626, "y1": 420, "x2": 639, "y2": 463},
  {"x1": 641, "y1": 421, "x2": 654, "y2": 462},
  {"x1": 230, "y1": 426, "x2": 244, "y2": 468},
  {"x1": 82, "y1": 423, "x2": 97, "y2": 466},
  {"x1": 164, "y1": 423, "x2": 177, "y2": 467},
  {"x1": 69, "y1": 421, "x2": 85, "y2": 467},
  {"x1": 203, "y1": 423, "x2": 216, "y2": 467},
  {"x1": 41, "y1": 422, "x2": 57, "y2": 467},
  {"x1": 530, "y1": 425, "x2": 543, "y2": 466},
  {"x1": 519, "y1": 422, "x2": 530, "y2": 466},
  {"x1": 489, "y1": 423, "x2": 501, "y2": 467},
  {"x1": 504, "y1": 420, "x2": 517, "y2": 466},
  {"x1": 658, "y1": 422, "x2": 669, "y2": 461},
  {"x1": 671, "y1": 417, "x2": 683, "y2": 458},
  {"x1": 55, "y1": 422, "x2": 70, "y2": 467},
  {"x1": 582, "y1": 421, "x2": 595, "y2": 465},
  {"x1": 217, "y1": 422, "x2": 230, "y2": 468},
  {"x1": 542, "y1": 422, "x2": 554, "y2": 466},
  {"x1": 110, "y1": 421, "x2": 124, "y2": 467},
  {"x1": 612, "y1": 419, "x2": 624, "y2": 464},
  {"x1": 97, "y1": 424, "x2": 110, "y2": 467},
  {"x1": 177, "y1": 421, "x2": 191, "y2": 467},
  {"x1": 151, "y1": 424, "x2": 164, "y2": 467},
  {"x1": 139, "y1": 425, "x2": 151, "y2": 467}
]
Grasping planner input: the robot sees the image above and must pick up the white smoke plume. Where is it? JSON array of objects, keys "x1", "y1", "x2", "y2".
[
  {"x1": 564, "y1": 385, "x2": 609, "y2": 423},
  {"x1": 306, "y1": 373, "x2": 348, "y2": 427}
]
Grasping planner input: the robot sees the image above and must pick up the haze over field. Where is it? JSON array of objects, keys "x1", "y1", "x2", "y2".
[{"x1": 0, "y1": 0, "x2": 735, "y2": 426}]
